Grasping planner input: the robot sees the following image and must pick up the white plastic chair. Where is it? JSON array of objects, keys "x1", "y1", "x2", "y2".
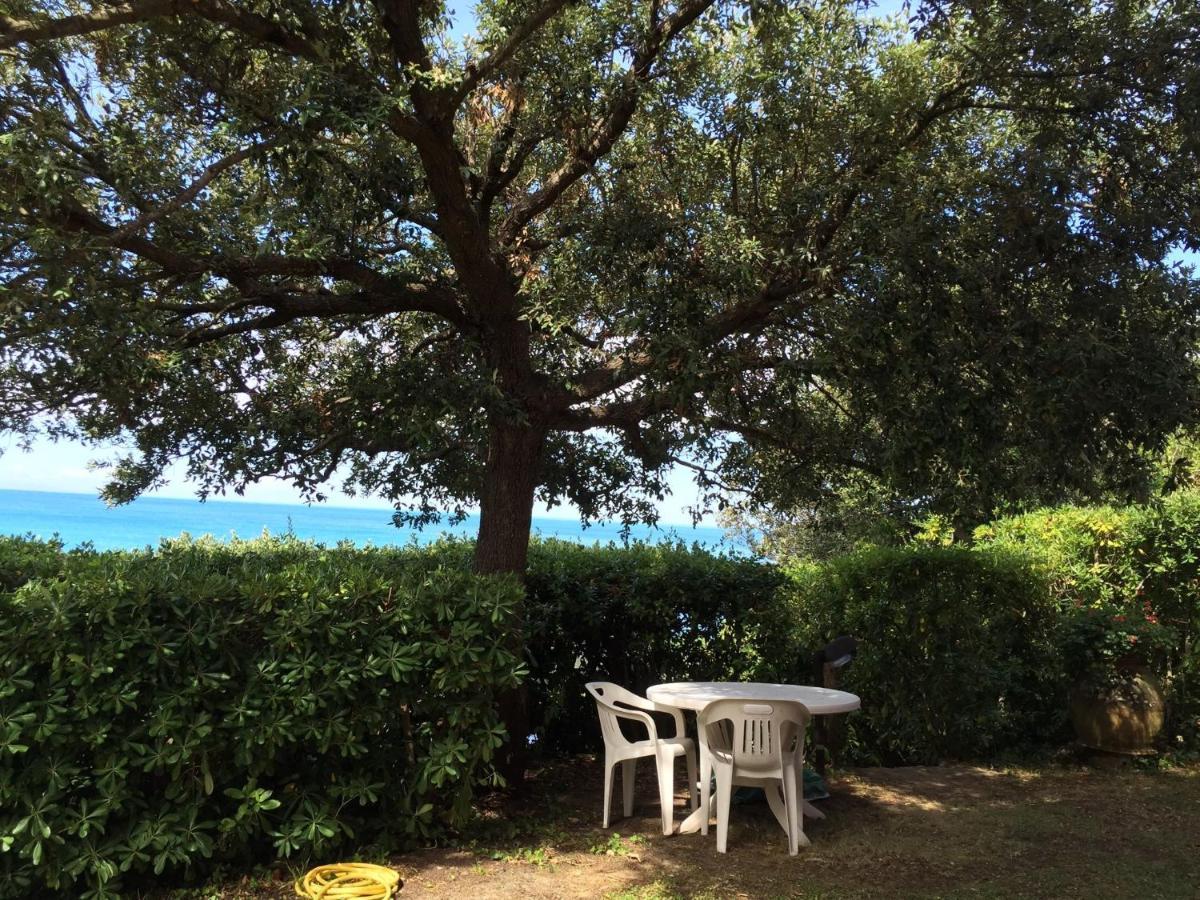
[
  {"x1": 698, "y1": 698, "x2": 812, "y2": 854},
  {"x1": 585, "y1": 682, "x2": 699, "y2": 835}
]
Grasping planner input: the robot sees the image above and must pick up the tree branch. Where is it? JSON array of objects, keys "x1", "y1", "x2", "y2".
[
  {"x1": 109, "y1": 136, "x2": 283, "y2": 242},
  {"x1": 1, "y1": 0, "x2": 326, "y2": 60},
  {"x1": 450, "y1": 0, "x2": 574, "y2": 108},
  {"x1": 24, "y1": 195, "x2": 469, "y2": 327},
  {"x1": 0, "y1": 0, "x2": 175, "y2": 49},
  {"x1": 371, "y1": 0, "x2": 514, "y2": 317},
  {"x1": 497, "y1": 0, "x2": 717, "y2": 244},
  {"x1": 372, "y1": 0, "x2": 434, "y2": 85},
  {"x1": 176, "y1": 290, "x2": 427, "y2": 345},
  {"x1": 668, "y1": 454, "x2": 743, "y2": 494},
  {"x1": 481, "y1": 129, "x2": 544, "y2": 213},
  {"x1": 190, "y1": 0, "x2": 326, "y2": 61}
]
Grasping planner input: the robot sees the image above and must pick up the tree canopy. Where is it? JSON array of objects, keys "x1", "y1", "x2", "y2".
[{"x1": 2, "y1": 0, "x2": 1199, "y2": 573}]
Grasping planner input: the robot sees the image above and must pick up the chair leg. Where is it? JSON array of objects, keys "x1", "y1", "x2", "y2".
[
  {"x1": 655, "y1": 752, "x2": 677, "y2": 835},
  {"x1": 699, "y1": 746, "x2": 711, "y2": 835},
  {"x1": 714, "y1": 766, "x2": 732, "y2": 853},
  {"x1": 783, "y1": 766, "x2": 809, "y2": 853},
  {"x1": 621, "y1": 759, "x2": 637, "y2": 818},
  {"x1": 685, "y1": 747, "x2": 699, "y2": 810},
  {"x1": 603, "y1": 760, "x2": 616, "y2": 829},
  {"x1": 783, "y1": 770, "x2": 800, "y2": 855}
]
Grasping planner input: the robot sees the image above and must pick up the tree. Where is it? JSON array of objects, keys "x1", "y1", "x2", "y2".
[
  {"x1": 3, "y1": 0, "x2": 1199, "y2": 751},
  {"x1": 720, "y1": 470, "x2": 916, "y2": 562}
]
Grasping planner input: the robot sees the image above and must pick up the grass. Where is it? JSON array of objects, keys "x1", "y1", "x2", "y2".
[{"x1": 165, "y1": 757, "x2": 1200, "y2": 899}]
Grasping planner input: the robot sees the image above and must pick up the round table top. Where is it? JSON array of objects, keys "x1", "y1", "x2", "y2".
[{"x1": 646, "y1": 681, "x2": 861, "y2": 715}]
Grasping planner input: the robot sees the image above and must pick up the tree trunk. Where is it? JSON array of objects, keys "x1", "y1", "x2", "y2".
[
  {"x1": 474, "y1": 418, "x2": 545, "y2": 786},
  {"x1": 474, "y1": 421, "x2": 543, "y2": 576}
]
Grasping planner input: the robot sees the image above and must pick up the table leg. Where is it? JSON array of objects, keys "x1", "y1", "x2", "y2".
[
  {"x1": 763, "y1": 780, "x2": 788, "y2": 832},
  {"x1": 675, "y1": 794, "x2": 713, "y2": 834}
]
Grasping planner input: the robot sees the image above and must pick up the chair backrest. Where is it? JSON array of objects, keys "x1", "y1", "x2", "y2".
[
  {"x1": 585, "y1": 682, "x2": 651, "y2": 746},
  {"x1": 698, "y1": 698, "x2": 811, "y2": 776}
]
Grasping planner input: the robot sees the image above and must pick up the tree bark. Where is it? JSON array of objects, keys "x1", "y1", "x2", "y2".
[
  {"x1": 474, "y1": 417, "x2": 545, "y2": 785},
  {"x1": 474, "y1": 420, "x2": 543, "y2": 576}
]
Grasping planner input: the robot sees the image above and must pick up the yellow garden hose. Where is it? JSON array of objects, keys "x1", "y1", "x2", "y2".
[{"x1": 294, "y1": 862, "x2": 402, "y2": 899}]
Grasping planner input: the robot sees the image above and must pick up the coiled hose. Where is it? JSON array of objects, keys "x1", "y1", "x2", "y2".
[{"x1": 294, "y1": 862, "x2": 402, "y2": 899}]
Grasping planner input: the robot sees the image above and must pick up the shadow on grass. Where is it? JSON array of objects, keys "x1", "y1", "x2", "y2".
[
  {"x1": 175, "y1": 759, "x2": 1200, "y2": 899},
  {"x1": 406, "y1": 756, "x2": 1200, "y2": 900}
]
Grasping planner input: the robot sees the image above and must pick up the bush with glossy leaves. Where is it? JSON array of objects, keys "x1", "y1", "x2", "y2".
[{"x1": 0, "y1": 536, "x2": 523, "y2": 899}]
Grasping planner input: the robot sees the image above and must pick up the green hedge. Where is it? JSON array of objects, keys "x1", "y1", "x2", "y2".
[
  {"x1": 0, "y1": 537, "x2": 522, "y2": 899},
  {"x1": 0, "y1": 535, "x2": 792, "y2": 895},
  {"x1": 786, "y1": 547, "x2": 1067, "y2": 764},
  {"x1": 784, "y1": 497, "x2": 1200, "y2": 762},
  {"x1": 1131, "y1": 493, "x2": 1200, "y2": 749},
  {"x1": 0, "y1": 534, "x2": 77, "y2": 592},
  {"x1": 973, "y1": 505, "x2": 1136, "y2": 604},
  {"x1": 523, "y1": 541, "x2": 793, "y2": 753},
  {"x1": 976, "y1": 497, "x2": 1200, "y2": 750},
  {"x1": 271, "y1": 536, "x2": 795, "y2": 753}
]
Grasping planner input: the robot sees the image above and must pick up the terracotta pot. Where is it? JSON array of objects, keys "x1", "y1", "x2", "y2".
[{"x1": 1070, "y1": 664, "x2": 1165, "y2": 755}]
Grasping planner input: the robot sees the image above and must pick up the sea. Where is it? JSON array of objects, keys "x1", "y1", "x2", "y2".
[{"x1": 0, "y1": 488, "x2": 736, "y2": 553}]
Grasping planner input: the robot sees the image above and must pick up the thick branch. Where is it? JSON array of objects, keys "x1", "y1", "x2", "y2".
[
  {"x1": 372, "y1": 1, "x2": 512, "y2": 317},
  {"x1": 372, "y1": 0, "x2": 434, "y2": 84},
  {"x1": 552, "y1": 391, "x2": 675, "y2": 431},
  {"x1": 555, "y1": 346, "x2": 820, "y2": 432},
  {"x1": 176, "y1": 290, "x2": 436, "y2": 345},
  {"x1": 1, "y1": 0, "x2": 326, "y2": 60},
  {"x1": 0, "y1": 0, "x2": 174, "y2": 49},
  {"x1": 26, "y1": 196, "x2": 469, "y2": 327},
  {"x1": 481, "y1": 129, "x2": 543, "y2": 213},
  {"x1": 190, "y1": 0, "x2": 326, "y2": 61}
]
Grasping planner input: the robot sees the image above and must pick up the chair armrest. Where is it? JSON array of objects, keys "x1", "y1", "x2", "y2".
[
  {"x1": 611, "y1": 706, "x2": 658, "y2": 740},
  {"x1": 612, "y1": 691, "x2": 658, "y2": 712},
  {"x1": 601, "y1": 686, "x2": 687, "y2": 737},
  {"x1": 651, "y1": 703, "x2": 687, "y2": 739}
]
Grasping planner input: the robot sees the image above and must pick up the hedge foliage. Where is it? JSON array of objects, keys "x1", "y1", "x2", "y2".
[
  {"x1": 976, "y1": 495, "x2": 1200, "y2": 749},
  {"x1": 778, "y1": 496, "x2": 1200, "y2": 763},
  {"x1": 1133, "y1": 493, "x2": 1200, "y2": 748},
  {"x1": 0, "y1": 535, "x2": 791, "y2": 896},
  {"x1": 973, "y1": 504, "x2": 1136, "y2": 604},
  {"x1": 0, "y1": 537, "x2": 522, "y2": 899},
  {"x1": 523, "y1": 541, "x2": 792, "y2": 753},
  {"x1": 785, "y1": 547, "x2": 1066, "y2": 764},
  {"x1": 0, "y1": 534, "x2": 76, "y2": 592}
]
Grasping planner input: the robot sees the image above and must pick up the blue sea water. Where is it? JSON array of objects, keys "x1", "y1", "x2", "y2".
[{"x1": 0, "y1": 488, "x2": 735, "y2": 552}]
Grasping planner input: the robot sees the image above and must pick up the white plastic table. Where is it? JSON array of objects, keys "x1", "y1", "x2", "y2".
[
  {"x1": 647, "y1": 682, "x2": 861, "y2": 715},
  {"x1": 645, "y1": 682, "x2": 861, "y2": 835}
]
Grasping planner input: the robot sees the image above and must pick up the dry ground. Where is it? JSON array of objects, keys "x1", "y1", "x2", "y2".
[{"x1": 183, "y1": 758, "x2": 1200, "y2": 900}]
